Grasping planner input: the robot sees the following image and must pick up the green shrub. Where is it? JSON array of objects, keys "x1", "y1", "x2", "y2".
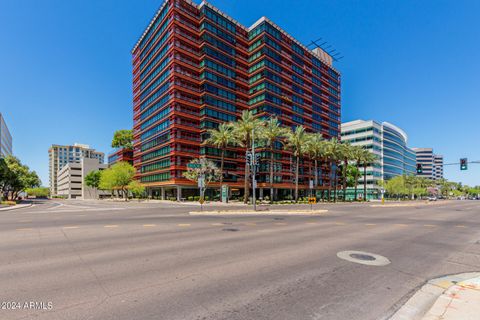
[
  {"x1": 187, "y1": 196, "x2": 194, "y2": 201},
  {"x1": 1, "y1": 201, "x2": 16, "y2": 206}
]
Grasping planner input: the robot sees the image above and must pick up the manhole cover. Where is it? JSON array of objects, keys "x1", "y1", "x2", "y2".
[
  {"x1": 222, "y1": 228, "x2": 239, "y2": 232},
  {"x1": 337, "y1": 250, "x2": 390, "y2": 266},
  {"x1": 350, "y1": 253, "x2": 376, "y2": 261}
]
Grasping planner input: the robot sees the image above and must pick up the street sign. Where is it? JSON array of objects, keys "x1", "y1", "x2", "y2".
[
  {"x1": 188, "y1": 163, "x2": 201, "y2": 169},
  {"x1": 308, "y1": 197, "x2": 317, "y2": 204}
]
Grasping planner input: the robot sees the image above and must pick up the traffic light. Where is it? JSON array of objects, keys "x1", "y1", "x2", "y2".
[
  {"x1": 460, "y1": 158, "x2": 468, "y2": 170},
  {"x1": 416, "y1": 164, "x2": 423, "y2": 174}
]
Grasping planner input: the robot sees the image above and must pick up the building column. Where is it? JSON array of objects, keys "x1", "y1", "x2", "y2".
[
  {"x1": 148, "y1": 188, "x2": 153, "y2": 199},
  {"x1": 176, "y1": 186, "x2": 182, "y2": 202},
  {"x1": 259, "y1": 188, "x2": 264, "y2": 200},
  {"x1": 161, "y1": 187, "x2": 165, "y2": 200}
]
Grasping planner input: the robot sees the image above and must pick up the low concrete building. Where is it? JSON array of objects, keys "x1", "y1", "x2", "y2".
[{"x1": 57, "y1": 158, "x2": 107, "y2": 199}]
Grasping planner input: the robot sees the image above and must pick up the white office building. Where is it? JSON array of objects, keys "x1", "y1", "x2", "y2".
[
  {"x1": 49, "y1": 143, "x2": 104, "y2": 196},
  {"x1": 57, "y1": 158, "x2": 107, "y2": 199}
]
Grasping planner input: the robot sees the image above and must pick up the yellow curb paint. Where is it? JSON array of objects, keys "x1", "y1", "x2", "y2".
[
  {"x1": 16, "y1": 228, "x2": 33, "y2": 231},
  {"x1": 143, "y1": 224, "x2": 156, "y2": 227},
  {"x1": 178, "y1": 224, "x2": 191, "y2": 227},
  {"x1": 424, "y1": 224, "x2": 436, "y2": 227},
  {"x1": 104, "y1": 225, "x2": 119, "y2": 228},
  {"x1": 63, "y1": 226, "x2": 79, "y2": 229}
]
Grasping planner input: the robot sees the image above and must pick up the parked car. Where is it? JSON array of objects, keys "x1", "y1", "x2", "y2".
[{"x1": 427, "y1": 196, "x2": 437, "y2": 201}]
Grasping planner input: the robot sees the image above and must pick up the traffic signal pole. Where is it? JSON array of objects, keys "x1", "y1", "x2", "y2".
[{"x1": 251, "y1": 128, "x2": 256, "y2": 211}]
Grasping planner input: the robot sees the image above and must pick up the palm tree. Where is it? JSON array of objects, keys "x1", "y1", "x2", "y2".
[
  {"x1": 231, "y1": 110, "x2": 263, "y2": 204},
  {"x1": 285, "y1": 125, "x2": 308, "y2": 202},
  {"x1": 261, "y1": 117, "x2": 288, "y2": 202},
  {"x1": 340, "y1": 142, "x2": 354, "y2": 201},
  {"x1": 351, "y1": 146, "x2": 365, "y2": 201},
  {"x1": 304, "y1": 133, "x2": 326, "y2": 197},
  {"x1": 325, "y1": 138, "x2": 342, "y2": 202},
  {"x1": 205, "y1": 123, "x2": 234, "y2": 187},
  {"x1": 360, "y1": 149, "x2": 377, "y2": 201}
]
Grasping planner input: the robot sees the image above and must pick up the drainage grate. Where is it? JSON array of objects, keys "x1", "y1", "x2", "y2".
[
  {"x1": 222, "y1": 228, "x2": 239, "y2": 232},
  {"x1": 350, "y1": 253, "x2": 376, "y2": 261}
]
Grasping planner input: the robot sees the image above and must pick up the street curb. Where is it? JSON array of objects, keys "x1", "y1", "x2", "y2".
[
  {"x1": 189, "y1": 209, "x2": 328, "y2": 215},
  {"x1": 388, "y1": 272, "x2": 480, "y2": 320},
  {"x1": 0, "y1": 203, "x2": 33, "y2": 212}
]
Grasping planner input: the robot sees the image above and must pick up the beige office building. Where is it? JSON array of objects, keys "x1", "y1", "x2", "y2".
[
  {"x1": 49, "y1": 143, "x2": 104, "y2": 196},
  {"x1": 57, "y1": 158, "x2": 107, "y2": 199}
]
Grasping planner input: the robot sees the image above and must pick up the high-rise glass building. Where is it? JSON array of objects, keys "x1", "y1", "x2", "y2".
[
  {"x1": 132, "y1": 0, "x2": 341, "y2": 199},
  {"x1": 412, "y1": 148, "x2": 443, "y2": 181},
  {"x1": 48, "y1": 143, "x2": 104, "y2": 196},
  {"x1": 341, "y1": 120, "x2": 416, "y2": 199},
  {"x1": 0, "y1": 112, "x2": 12, "y2": 157}
]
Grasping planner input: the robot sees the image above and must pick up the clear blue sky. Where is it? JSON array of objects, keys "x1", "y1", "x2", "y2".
[{"x1": 1, "y1": 0, "x2": 479, "y2": 187}]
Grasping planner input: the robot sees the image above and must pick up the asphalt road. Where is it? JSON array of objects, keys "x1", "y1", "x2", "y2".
[{"x1": 0, "y1": 199, "x2": 479, "y2": 320}]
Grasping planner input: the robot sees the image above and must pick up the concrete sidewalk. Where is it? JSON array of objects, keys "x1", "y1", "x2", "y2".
[
  {"x1": 0, "y1": 202, "x2": 32, "y2": 211},
  {"x1": 421, "y1": 276, "x2": 480, "y2": 320}
]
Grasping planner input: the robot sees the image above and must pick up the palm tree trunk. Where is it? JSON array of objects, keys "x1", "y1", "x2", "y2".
[
  {"x1": 327, "y1": 161, "x2": 332, "y2": 202},
  {"x1": 363, "y1": 165, "x2": 367, "y2": 201},
  {"x1": 220, "y1": 148, "x2": 225, "y2": 185},
  {"x1": 314, "y1": 159, "x2": 318, "y2": 198},
  {"x1": 333, "y1": 162, "x2": 338, "y2": 203},
  {"x1": 244, "y1": 161, "x2": 249, "y2": 204},
  {"x1": 295, "y1": 155, "x2": 299, "y2": 202},
  {"x1": 354, "y1": 164, "x2": 359, "y2": 201},
  {"x1": 343, "y1": 159, "x2": 348, "y2": 201},
  {"x1": 270, "y1": 147, "x2": 274, "y2": 203}
]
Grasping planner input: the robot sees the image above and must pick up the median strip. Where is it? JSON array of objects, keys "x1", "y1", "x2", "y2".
[{"x1": 190, "y1": 209, "x2": 328, "y2": 216}]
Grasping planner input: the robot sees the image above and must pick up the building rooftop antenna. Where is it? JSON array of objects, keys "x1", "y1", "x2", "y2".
[{"x1": 310, "y1": 38, "x2": 344, "y2": 62}]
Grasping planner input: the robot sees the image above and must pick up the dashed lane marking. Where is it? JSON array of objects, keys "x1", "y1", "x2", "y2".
[
  {"x1": 244, "y1": 222, "x2": 257, "y2": 226},
  {"x1": 335, "y1": 222, "x2": 346, "y2": 225},
  {"x1": 18, "y1": 220, "x2": 32, "y2": 223},
  {"x1": 16, "y1": 228, "x2": 33, "y2": 231},
  {"x1": 211, "y1": 223, "x2": 223, "y2": 226},
  {"x1": 63, "y1": 226, "x2": 79, "y2": 229},
  {"x1": 365, "y1": 223, "x2": 377, "y2": 226},
  {"x1": 424, "y1": 224, "x2": 437, "y2": 228},
  {"x1": 274, "y1": 222, "x2": 287, "y2": 226},
  {"x1": 455, "y1": 225, "x2": 467, "y2": 228},
  {"x1": 143, "y1": 224, "x2": 156, "y2": 227},
  {"x1": 104, "y1": 225, "x2": 119, "y2": 228},
  {"x1": 394, "y1": 224, "x2": 408, "y2": 227},
  {"x1": 306, "y1": 222, "x2": 318, "y2": 225},
  {"x1": 178, "y1": 224, "x2": 191, "y2": 227}
]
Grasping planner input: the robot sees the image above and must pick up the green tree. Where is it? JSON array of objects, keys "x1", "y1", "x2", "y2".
[
  {"x1": 351, "y1": 146, "x2": 365, "y2": 201},
  {"x1": 285, "y1": 125, "x2": 308, "y2": 202},
  {"x1": 111, "y1": 129, "x2": 133, "y2": 149},
  {"x1": 183, "y1": 158, "x2": 221, "y2": 202},
  {"x1": 360, "y1": 149, "x2": 377, "y2": 201},
  {"x1": 325, "y1": 138, "x2": 342, "y2": 202},
  {"x1": 304, "y1": 133, "x2": 326, "y2": 197},
  {"x1": 2, "y1": 156, "x2": 41, "y2": 200},
  {"x1": 230, "y1": 110, "x2": 263, "y2": 203},
  {"x1": 84, "y1": 170, "x2": 102, "y2": 199},
  {"x1": 99, "y1": 162, "x2": 135, "y2": 200},
  {"x1": 128, "y1": 180, "x2": 145, "y2": 198},
  {"x1": 346, "y1": 165, "x2": 361, "y2": 188},
  {"x1": 385, "y1": 176, "x2": 407, "y2": 198},
  {"x1": 339, "y1": 142, "x2": 354, "y2": 201},
  {"x1": 205, "y1": 123, "x2": 234, "y2": 188},
  {"x1": 261, "y1": 117, "x2": 288, "y2": 202},
  {"x1": 25, "y1": 187, "x2": 50, "y2": 198}
]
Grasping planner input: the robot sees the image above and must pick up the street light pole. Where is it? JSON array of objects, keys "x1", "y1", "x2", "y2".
[{"x1": 252, "y1": 127, "x2": 256, "y2": 211}]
